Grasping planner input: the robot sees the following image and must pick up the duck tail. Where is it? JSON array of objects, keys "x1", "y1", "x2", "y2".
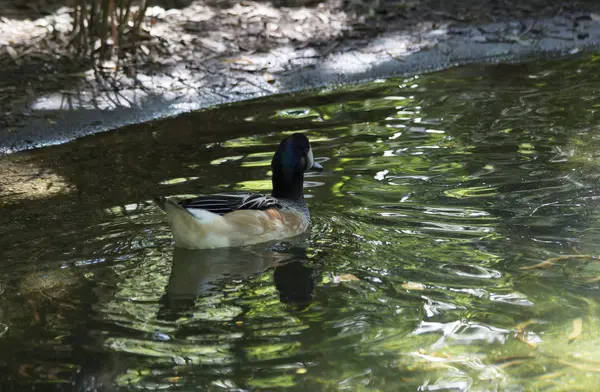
[
  {"x1": 154, "y1": 196, "x2": 230, "y2": 249},
  {"x1": 153, "y1": 195, "x2": 168, "y2": 211},
  {"x1": 153, "y1": 196, "x2": 191, "y2": 216}
]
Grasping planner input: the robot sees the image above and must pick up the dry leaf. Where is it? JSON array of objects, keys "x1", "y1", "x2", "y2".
[
  {"x1": 402, "y1": 282, "x2": 425, "y2": 291},
  {"x1": 222, "y1": 57, "x2": 253, "y2": 64},
  {"x1": 568, "y1": 318, "x2": 582, "y2": 342},
  {"x1": 6, "y1": 46, "x2": 18, "y2": 61},
  {"x1": 263, "y1": 71, "x2": 275, "y2": 84},
  {"x1": 18, "y1": 364, "x2": 32, "y2": 377},
  {"x1": 198, "y1": 37, "x2": 227, "y2": 53}
]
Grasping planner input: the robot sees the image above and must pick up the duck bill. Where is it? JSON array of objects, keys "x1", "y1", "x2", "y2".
[
  {"x1": 310, "y1": 161, "x2": 323, "y2": 171},
  {"x1": 306, "y1": 146, "x2": 323, "y2": 172}
]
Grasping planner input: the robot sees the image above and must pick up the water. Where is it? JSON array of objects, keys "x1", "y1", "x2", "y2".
[{"x1": 2, "y1": 55, "x2": 600, "y2": 391}]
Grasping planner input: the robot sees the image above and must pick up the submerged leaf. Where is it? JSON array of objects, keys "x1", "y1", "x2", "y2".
[
  {"x1": 515, "y1": 319, "x2": 542, "y2": 348},
  {"x1": 520, "y1": 254, "x2": 600, "y2": 270},
  {"x1": 556, "y1": 358, "x2": 600, "y2": 373},
  {"x1": 401, "y1": 282, "x2": 425, "y2": 291},
  {"x1": 516, "y1": 332, "x2": 538, "y2": 348},
  {"x1": 568, "y1": 318, "x2": 582, "y2": 342},
  {"x1": 333, "y1": 274, "x2": 360, "y2": 283}
]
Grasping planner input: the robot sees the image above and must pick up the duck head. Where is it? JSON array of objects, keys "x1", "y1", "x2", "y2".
[{"x1": 271, "y1": 133, "x2": 322, "y2": 199}]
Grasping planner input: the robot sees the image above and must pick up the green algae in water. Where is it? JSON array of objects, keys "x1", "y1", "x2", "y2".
[{"x1": 3, "y1": 55, "x2": 600, "y2": 390}]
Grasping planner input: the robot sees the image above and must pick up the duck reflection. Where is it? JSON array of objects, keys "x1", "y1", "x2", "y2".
[
  {"x1": 274, "y1": 260, "x2": 318, "y2": 309},
  {"x1": 158, "y1": 240, "x2": 319, "y2": 319}
]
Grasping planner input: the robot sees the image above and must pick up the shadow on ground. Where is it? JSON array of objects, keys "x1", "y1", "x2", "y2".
[{"x1": 3, "y1": 0, "x2": 600, "y2": 150}]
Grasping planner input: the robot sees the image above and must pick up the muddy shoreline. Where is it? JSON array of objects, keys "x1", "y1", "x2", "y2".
[{"x1": 1, "y1": 0, "x2": 600, "y2": 155}]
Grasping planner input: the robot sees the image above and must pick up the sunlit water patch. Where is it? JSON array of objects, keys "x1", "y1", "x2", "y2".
[{"x1": 3, "y1": 56, "x2": 600, "y2": 390}]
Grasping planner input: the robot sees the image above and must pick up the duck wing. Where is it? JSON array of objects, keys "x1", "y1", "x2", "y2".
[{"x1": 180, "y1": 193, "x2": 282, "y2": 216}]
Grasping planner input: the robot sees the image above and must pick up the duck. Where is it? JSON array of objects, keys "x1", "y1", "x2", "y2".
[{"x1": 154, "y1": 133, "x2": 323, "y2": 249}]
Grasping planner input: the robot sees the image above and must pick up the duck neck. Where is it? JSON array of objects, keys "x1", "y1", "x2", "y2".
[{"x1": 271, "y1": 171, "x2": 305, "y2": 200}]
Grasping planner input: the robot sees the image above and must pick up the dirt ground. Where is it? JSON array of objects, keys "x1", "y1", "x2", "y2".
[{"x1": 1, "y1": 0, "x2": 600, "y2": 143}]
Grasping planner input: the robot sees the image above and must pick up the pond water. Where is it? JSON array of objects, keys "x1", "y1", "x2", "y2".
[{"x1": 2, "y1": 55, "x2": 600, "y2": 391}]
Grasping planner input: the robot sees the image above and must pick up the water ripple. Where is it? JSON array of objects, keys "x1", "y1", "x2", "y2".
[{"x1": 3, "y1": 56, "x2": 600, "y2": 390}]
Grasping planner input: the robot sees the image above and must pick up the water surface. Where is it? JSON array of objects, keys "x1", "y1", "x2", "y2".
[{"x1": 2, "y1": 56, "x2": 600, "y2": 391}]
